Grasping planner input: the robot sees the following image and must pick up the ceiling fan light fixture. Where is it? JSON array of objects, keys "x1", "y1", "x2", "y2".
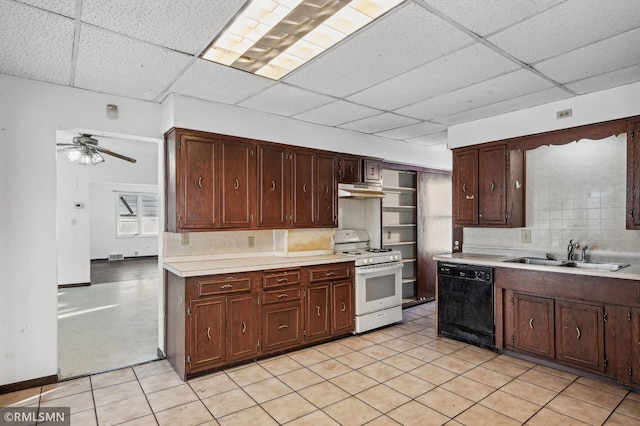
[
  {"x1": 69, "y1": 146, "x2": 105, "y2": 166},
  {"x1": 202, "y1": 0, "x2": 403, "y2": 80}
]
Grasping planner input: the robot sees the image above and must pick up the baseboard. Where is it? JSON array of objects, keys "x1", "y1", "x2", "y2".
[
  {"x1": 157, "y1": 347, "x2": 165, "y2": 358},
  {"x1": 0, "y1": 375, "x2": 58, "y2": 395},
  {"x1": 58, "y1": 282, "x2": 90, "y2": 288}
]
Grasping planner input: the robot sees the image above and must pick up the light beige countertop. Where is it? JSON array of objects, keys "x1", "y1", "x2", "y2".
[
  {"x1": 434, "y1": 252, "x2": 640, "y2": 281},
  {"x1": 165, "y1": 254, "x2": 353, "y2": 277}
]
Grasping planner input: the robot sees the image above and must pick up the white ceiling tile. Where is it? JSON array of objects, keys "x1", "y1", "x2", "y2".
[
  {"x1": 406, "y1": 130, "x2": 448, "y2": 146},
  {"x1": 16, "y1": 0, "x2": 76, "y2": 17},
  {"x1": 534, "y1": 27, "x2": 640, "y2": 84},
  {"x1": 170, "y1": 59, "x2": 276, "y2": 105},
  {"x1": 347, "y1": 43, "x2": 520, "y2": 110},
  {"x1": 74, "y1": 25, "x2": 193, "y2": 101},
  {"x1": 81, "y1": 0, "x2": 245, "y2": 54},
  {"x1": 566, "y1": 64, "x2": 640, "y2": 95},
  {"x1": 375, "y1": 121, "x2": 446, "y2": 140},
  {"x1": 338, "y1": 113, "x2": 419, "y2": 134},
  {"x1": 396, "y1": 69, "x2": 554, "y2": 121},
  {"x1": 488, "y1": 0, "x2": 640, "y2": 63},
  {"x1": 284, "y1": 2, "x2": 473, "y2": 97},
  {"x1": 0, "y1": 1, "x2": 74, "y2": 85},
  {"x1": 424, "y1": 0, "x2": 564, "y2": 36},
  {"x1": 293, "y1": 101, "x2": 381, "y2": 127},
  {"x1": 441, "y1": 87, "x2": 571, "y2": 125},
  {"x1": 238, "y1": 85, "x2": 335, "y2": 117}
]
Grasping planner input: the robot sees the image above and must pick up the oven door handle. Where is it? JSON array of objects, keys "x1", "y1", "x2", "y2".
[{"x1": 355, "y1": 262, "x2": 403, "y2": 274}]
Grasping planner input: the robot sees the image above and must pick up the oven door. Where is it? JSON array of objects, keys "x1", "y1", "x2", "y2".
[{"x1": 355, "y1": 262, "x2": 403, "y2": 315}]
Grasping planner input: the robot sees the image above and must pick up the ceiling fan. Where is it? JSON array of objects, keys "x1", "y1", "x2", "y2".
[{"x1": 57, "y1": 133, "x2": 137, "y2": 165}]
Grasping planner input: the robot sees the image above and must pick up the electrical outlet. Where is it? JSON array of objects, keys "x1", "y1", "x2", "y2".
[
  {"x1": 387, "y1": 231, "x2": 391, "y2": 240},
  {"x1": 181, "y1": 233, "x2": 189, "y2": 246},
  {"x1": 556, "y1": 108, "x2": 572, "y2": 119},
  {"x1": 248, "y1": 236, "x2": 255, "y2": 248},
  {"x1": 521, "y1": 229, "x2": 531, "y2": 243}
]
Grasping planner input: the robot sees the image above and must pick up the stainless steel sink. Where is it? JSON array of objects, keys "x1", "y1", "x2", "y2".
[
  {"x1": 564, "y1": 261, "x2": 630, "y2": 271},
  {"x1": 505, "y1": 257, "x2": 570, "y2": 266}
]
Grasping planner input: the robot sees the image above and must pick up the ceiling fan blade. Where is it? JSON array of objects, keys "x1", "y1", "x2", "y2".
[
  {"x1": 95, "y1": 146, "x2": 137, "y2": 163},
  {"x1": 57, "y1": 146, "x2": 80, "y2": 152}
]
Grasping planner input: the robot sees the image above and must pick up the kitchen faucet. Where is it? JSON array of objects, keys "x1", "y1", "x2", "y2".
[{"x1": 567, "y1": 239, "x2": 579, "y2": 261}]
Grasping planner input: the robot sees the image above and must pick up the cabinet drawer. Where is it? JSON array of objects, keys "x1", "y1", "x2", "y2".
[
  {"x1": 263, "y1": 270, "x2": 301, "y2": 288},
  {"x1": 309, "y1": 264, "x2": 351, "y2": 282},
  {"x1": 263, "y1": 287, "x2": 301, "y2": 305},
  {"x1": 190, "y1": 275, "x2": 252, "y2": 297}
]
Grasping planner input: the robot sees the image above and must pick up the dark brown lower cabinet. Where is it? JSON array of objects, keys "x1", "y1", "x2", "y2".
[
  {"x1": 331, "y1": 280, "x2": 354, "y2": 335},
  {"x1": 305, "y1": 283, "x2": 331, "y2": 342},
  {"x1": 189, "y1": 297, "x2": 225, "y2": 372},
  {"x1": 227, "y1": 293, "x2": 260, "y2": 363},
  {"x1": 630, "y1": 307, "x2": 640, "y2": 385},
  {"x1": 512, "y1": 293, "x2": 554, "y2": 358},
  {"x1": 555, "y1": 301, "x2": 605, "y2": 372}
]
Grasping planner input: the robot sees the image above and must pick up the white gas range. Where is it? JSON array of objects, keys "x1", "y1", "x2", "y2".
[{"x1": 334, "y1": 229, "x2": 404, "y2": 333}]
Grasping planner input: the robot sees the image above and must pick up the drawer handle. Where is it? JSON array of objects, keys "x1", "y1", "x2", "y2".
[
  {"x1": 341, "y1": 302, "x2": 346, "y2": 312},
  {"x1": 316, "y1": 306, "x2": 321, "y2": 316},
  {"x1": 325, "y1": 185, "x2": 328, "y2": 194},
  {"x1": 242, "y1": 321, "x2": 246, "y2": 333},
  {"x1": 221, "y1": 284, "x2": 233, "y2": 289},
  {"x1": 206, "y1": 327, "x2": 211, "y2": 340},
  {"x1": 234, "y1": 178, "x2": 239, "y2": 190},
  {"x1": 198, "y1": 176, "x2": 203, "y2": 188},
  {"x1": 463, "y1": 183, "x2": 467, "y2": 193},
  {"x1": 576, "y1": 327, "x2": 581, "y2": 339},
  {"x1": 277, "y1": 277, "x2": 289, "y2": 283},
  {"x1": 271, "y1": 181, "x2": 276, "y2": 191},
  {"x1": 278, "y1": 324, "x2": 288, "y2": 330},
  {"x1": 326, "y1": 272, "x2": 336, "y2": 277},
  {"x1": 349, "y1": 164, "x2": 354, "y2": 174},
  {"x1": 278, "y1": 294, "x2": 289, "y2": 299},
  {"x1": 225, "y1": 276, "x2": 234, "y2": 280},
  {"x1": 529, "y1": 318, "x2": 534, "y2": 329},
  {"x1": 465, "y1": 195, "x2": 474, "y2": 199},
  {"x1": 490, "y1": 180, "x2": 495, "y2": 191},
  {"x1": 303, "y1": 183, "x2": 307, "y2": 193}
]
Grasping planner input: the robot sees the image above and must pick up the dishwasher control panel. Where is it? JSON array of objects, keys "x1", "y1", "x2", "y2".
[{"x1": 437, "y1": 263, "x2": 493, "y2": 282}]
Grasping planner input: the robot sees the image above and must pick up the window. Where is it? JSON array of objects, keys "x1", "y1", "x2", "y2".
[{"x1": 117, "y1": 193, "x2": 158, "y2": 237}]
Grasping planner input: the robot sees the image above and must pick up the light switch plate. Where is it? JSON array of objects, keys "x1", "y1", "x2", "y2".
[{"x1": 521, "y1": 229, "x2": 531, "y2": 243}]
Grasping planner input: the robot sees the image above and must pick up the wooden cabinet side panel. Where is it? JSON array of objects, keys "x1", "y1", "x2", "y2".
[
  {"x1": 453, "y1": 149, "x2": 478, "y2": 226},
  {"x1": 227, "y1": 293, "x2": 259, "y2": 363},
  {"x1": 631, "y1": 307, "x2": 640, "y2": 385},
  {"x1": 166, "y1": 273, "x2": 186, "y2": 380},
  {"x1": 331, "y1": 280, "x2": 354, "y2": 335},
  {"x1": 478, "y1": 145, "x2": 506, "y2": 225},
  {"x1": 165, "y1": 131, "x2": 177, "y2": 232},
  {"x1": 219, "y1": 139, "x2": 255, "y2": 228},
  {"x1": 627, "y1": 121, "x2": 640, "y2": 229},
  {"x1": 555, "y1": 301, "x2": 605, "y2": 372}
]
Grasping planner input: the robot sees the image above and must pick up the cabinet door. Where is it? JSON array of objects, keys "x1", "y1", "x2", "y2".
[
  {"x1": 513, "y1": 294, "x2": 554, "y2": 358},
  {"x1": 180, "y1": 135, "x2": 217, "y2": 229},
  {"x1": 363, "y1": 158, "x2": 382, "y2": 185},
  {"x1": 478, "y1": 145, "x2": 507, "y2": 225},
  {"x1": 257, "y1": 145, "x2": 290, "y2": 228},
  {"x1": 262, "y1": 301, "x2": 303, "y2": 353},
  {"x1": 628, "y1": 121, "x2": 640, "y2": 229},
  {"x1": 555, "y1": 301, "x2": 605, "y2": 372},
  {"x1": 631, "y1": 307, "x2": 640, "y2": 385},
  {"x1": 339, "y1": 155, "x2": 361, "y2": 183},
  {"x1": 331, "y1": 280, "x2": 354, "y2": 335},
  {"x1": 316, "y1": 153, "x2": 337, "y2": 227},
  {"x1": 292, "y1": 150, "x2": 315, "y2": 226},
  {"x1": 219, "y1": 139, "x2": 255, "y2": 228},
  {"x1": 227, "y1": 293, "x2": 259, "y2": 363},
  {"x1": 305, "y1": 283, "x2": 330, "y2": 341},
  {"x1": 189, "y1": 297, "x2": 225, "y2": 372},
  {"x1": 453, "y1": 149, "x2": 478, "y2": 226}
]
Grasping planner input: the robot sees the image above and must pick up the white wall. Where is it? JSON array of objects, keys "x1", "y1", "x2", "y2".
[{"x1": 0, "y1": 74, "x2": 162, "y2": 386}]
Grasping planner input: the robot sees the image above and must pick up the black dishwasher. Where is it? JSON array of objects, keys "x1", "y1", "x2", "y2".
[{"x1": 437, "y1": 262, "x2": 495, "y2": 349}]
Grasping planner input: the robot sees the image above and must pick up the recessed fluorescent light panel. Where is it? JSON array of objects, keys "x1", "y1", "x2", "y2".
[{"x1": 201, "y1": 0, "x2": 403, "y2": 80}]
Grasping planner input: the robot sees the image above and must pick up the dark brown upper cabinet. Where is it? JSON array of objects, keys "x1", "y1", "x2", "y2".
[
  {"x1": 257, "y1": 144, "x2": 290, "y2": 228},
  {"x1": 338, "y1": 155, "x2": 361, "y2": 183},
  {"x1": 627, "y1": 120, "x2": 640, "y2": 229}
]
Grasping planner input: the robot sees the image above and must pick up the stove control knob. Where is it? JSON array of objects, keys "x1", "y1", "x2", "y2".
[
  {"x1": 393, "y1": 254, "x2": 400, "y2": 261},
  {"x1": 475, "y1": 271, "x2": 486, "y2": 280},
  {"x1": 369, "y1": 257, "x2": 374, "y2": 264},
  {"x1": 362, "y1": 258, "x2": 368, "y2": 264}
]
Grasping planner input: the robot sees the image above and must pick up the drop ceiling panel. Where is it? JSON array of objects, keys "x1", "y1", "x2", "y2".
[
  {"x1": 375, "y1": 121, "x2": 447, "y2": 140},
  {"x1": 16, "y1": 0, "x2": 76, "y2": 17},
  {"x1": 347, "y1": 43, "x2": 520, "y2": 110},
  {"x1": 407, "y1": 130, "x2": 448, "y2": 146},
  {"x1": 534, "y1": 27, "x2": 640, "y2": 84},
  {"x1": 424, "y1": 0, "x2": 564, "y2": 37},
  {"x1": 238, "y1": 85, "x2": 335, "y2": 117},
  {"x1": 170, "y1": 59, "x2": 276, "y2": 105},
  {"x1": 74, "y1": 25, "x2": 193, "y2": 101},
  {"x1": 396, "y1": 69, "x2": 554, "y2": 121},
  {"x1": 81, "y1": 0, "x2": 245, "y2": 55},
  {"x1": 566, "y1": 64, "x2": 640, "y2": 95},
  {"x1": 0, "y1": 1, "x2": 75, "y2": 85},
  {"x1": 284, "y1": 2, "x2": 473, "y2": 97},
  {"x1": 293, "y1": 101, "x2": 381, "y2": 127},
  {"x1": 488, "y1": 0, "x2": 640, "y2": 64},
  {"x1": 338, "y1": 113, "x2": 419, "y2": 134}
]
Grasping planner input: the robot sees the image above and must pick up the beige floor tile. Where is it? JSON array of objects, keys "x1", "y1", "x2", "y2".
[
  {"x1": 335, "y1": 351, "x2": 377, "y2": 370},
  {"x1": 431, "y1": 355, "x2": 476, "y2": 375},
  {"x1": 95, "y1": 394, "x2": 153, "y2": 425},
  {"x1": 261, "y1": 392, "x2": 317, "y2": 424},
  {"x1": 380, "y1": 338, "x2": 419, "y2": 353},
  {"x1": 384, "y1": 373, "x2": 435, "y2": 398},
  {"x1": 315, "y1": 341, "x2": 354, "y2": 358},
  {"x1": 298, "y1": 381, "x2": 350, "y2": 408},
  {"x1": 225, "y1": 363, "x2": 272, "y2": 387},
  {"x1": 604, "y1": 412, "x2": 640, "y2": 425},
  {"x1": 398, "y1": 332, "x2": 434, "y2": 346},
  {"x1": 133, "y1": 359, "x2": 174, "y2": 379},
  {"x1": 481, "y1": 357, "x2": 531, "y2": 377},
  {"x1": 69, "y1": 408, "x2": 98, "y2": 426},
  {"x1": 201, "y1": 388, "x2": 256, "y2": 418},
  {"x1": 625, "y1": 391, "x2": 640, "y2": 401},
  {"x1": 356, "y1": 384, "x2": 411, "y2": 413},
  {"x1": 410, "y1": 363, "x2": 457, "y2": 386},
  {"x1": 387, "y1": 400, "x2": 450, "y2": 426},
  {"x1": 444, "y1": 420, "x2": 464, "y2": 426},
  {"x1": 337, "y1": 336, "x2": 375, "y2": 351},
  {"x1": 479, "y1": 390, "x2": 540, "y2": 423},
  {"x1": 258, "y1": 355, "x2": 303, "y2": 376},
  {"x1": 382, "y1": 327, "x2": 413, "y2": 338},
  {"x1": 0, "y1": 387, "x2": 41, "y2": 407},
  {"x1": 532, "y1": 364, "x2": 579, "y2": 381},
  {"x1": 188, "y1": 372, "x2": 238, "y2": 399},
  {"x1": 217, "y1": 405, "x2": 278, "y2": 426},
  {"x1": 615, "y1": 398, "x2": 640, "y2": 420},
  {"x1": 424, "y1": 339, "x2": 466, "y2": 355},
  {"x1": 463, "y1": 366, "x2": 513, "y2": 388},
  {"x1": 358, "y1": 344, "x2": 399, "y2": 360},
  {"x1": 518, "y1": 369, "x2": 573, "y2": 392},
  {"x1": 450, "y1": 347, "x2": 497, "y2": 365},
  {"x1": 358, "y1": 361, "x2": 404, "y2": 383},
  {"x1": 526, "y1": 407, "x2": 590, "y2": 425},
  {"x1": 440, "y1": 376, "x2": 495, "y2": 402},
  {"x1": 499, "y1": 378, "x2": 558, "y2": 406},
  {"x1": 147, "y1": 383, "x2": 198, "y2": 413},
  {"x1": 365, "y1": 415, "x2": 402, "y2": 425},
  {"x1": 285, "y1": 409, "x2": 340, "y2": 425},
  {"x1": 562, "y1": 382, "x2": 625, "y2": 410},
  {"x1": 416, "y1": 387, "x2": 474, "y2": 418},
  {"x1": 278, "y1": 367, "x2": 325, "y2": 391},
  {"x1": 155, "y1": 400, "x2": 214, "y2": 426},
  {"x1": 308, "y1": 359, "x2": 353, "y2": 380},
  {"x1": 288, "y1": 348, "x2": 330, "y2": 367},
  {"x1": 454, "y1": 404, "x2": 521, "y2": 426},
  {"x1": 397, "y1": 322, "x2": 427, "y2": 333},
  {"x1": 40, "y1": 390, "x2": 94, "y2": 415},
  {"x1": 93, "y1": 380, "x2": 145, "y2": 407},
  {"x1": 575, "y1": 376, "x2": 629, "y2": 397},
  {"x1": 41, "y1": 377, "x2": 91, "y2": 402},
  {"x1": 496, "y1": 354, "x2": 535, "y2": 368},
  {"x1": 119, "y1": 414, "x2": 162, "y2": 426},
  {"x1": 323, "y1": 396, "x2": 383, "y2": 426},
  {"x1": 243, "y1": 377, "x2": 292, "y2": 403},
  {"x1": 546, "y1": 394, "x2": 611, "y2": 425},
  {"x1": 330, "y1": 371, "x2": 378, "y2": 395},
  {"x1": 91, "y1": 367, "x2": 136, "y2": 389},
  {"x1": 403, "y1": 346, "x2": 445, "y2": 363},
  {"x1": 360, "y1": 331, "x2": 396, "y2": 345},
  {"x1": 138, "y1": 370, "x2": 183, "y2": 394},
  {"x1": 381, "y1": 353, "x2": 425, "y2": 372}
]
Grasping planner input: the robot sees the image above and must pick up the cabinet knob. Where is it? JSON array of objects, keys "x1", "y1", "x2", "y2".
[
  {"x1": 277, "y1": 277, "x2": 288, "y2": 283},
  {"x1": 316, "y1": 306, "x2": 321, "y2": 317},
  {"x1": 234, "y1": 178, "x2": 239, "y2": 190},
  {"x1": 242, "y1": 321, "x2": 246, "y2": 333},
  {"x1": 303, "y1": 183, "x2": 307, "y2": 193},
  {"x1": 466, "y1": 195, "x2": 474, "y2": 200},
  {"x1": 206, "y1": 327, "x2": 211, "y2": 340},
  {"x1": 490, "y1": 180, "x2": 495, "y2": 191},
  {"x1": 341, "y1": 302, "x2": 346, "y2": 312},
  {"x1": 529, "y1": 318, "x2": 534, "y2": 329},
  {"x1": 463, "y1": 183, "x2": 467, "y2": 193},
  {"x1": 221, "y1": 284, "x2": 233, "y2": 289},
  {"x1": 198, "y1": 176, "x2": 203, "y2": 188},
  {"x1": 271, "y1": 181, "x2": 276, "y2": 191},
  {"x1": 576, "y1": 327, "x2": 581, "y2": 339},
  {"x1": 349, "y1": 164, "x2": 354, "y2": 174}
]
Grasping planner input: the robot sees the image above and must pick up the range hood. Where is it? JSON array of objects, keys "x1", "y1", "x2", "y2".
[{"x1": 338, "y1": 183, "x2": 385, "y2": 199}]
